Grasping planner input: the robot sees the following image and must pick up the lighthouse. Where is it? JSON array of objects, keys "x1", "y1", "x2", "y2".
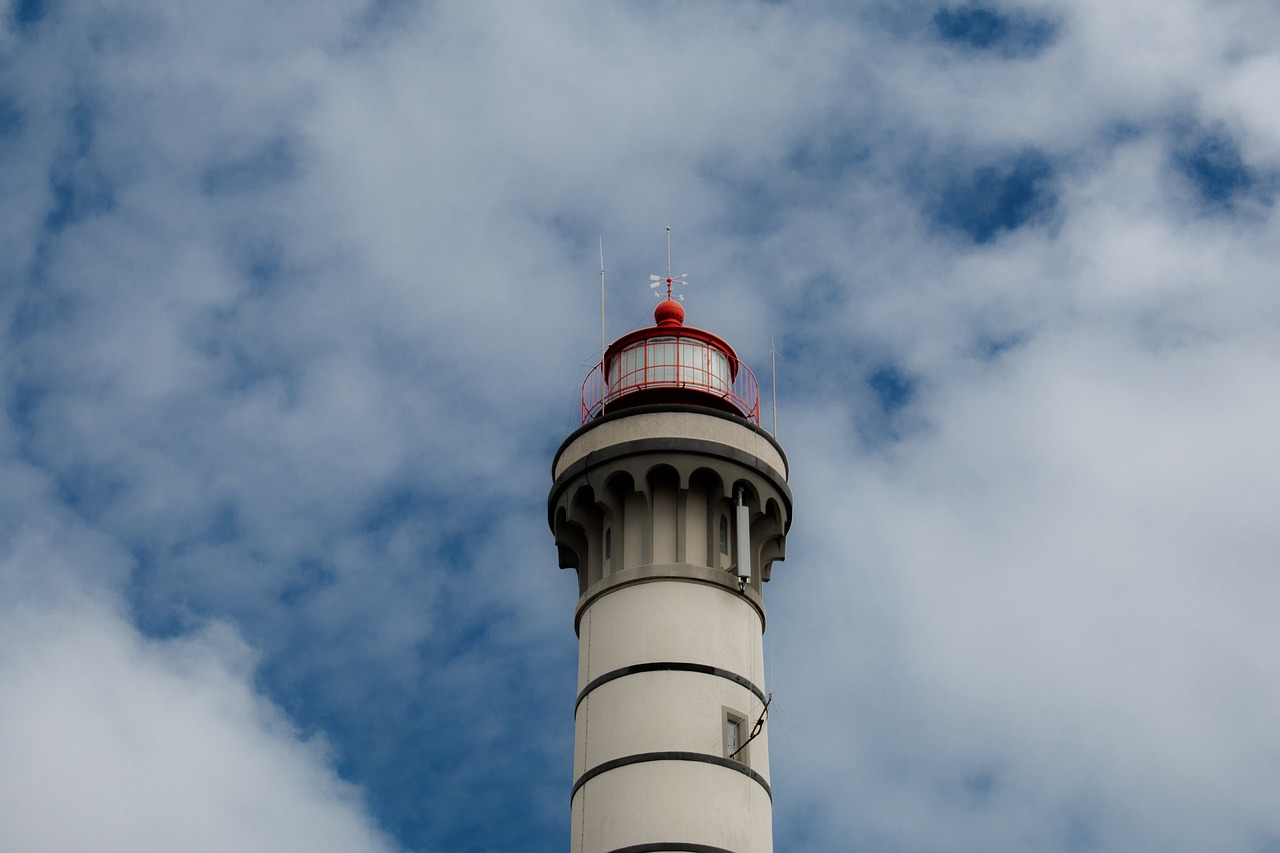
[{"x1": 548, "y1": 263, "x2": 792, "y2": 853}]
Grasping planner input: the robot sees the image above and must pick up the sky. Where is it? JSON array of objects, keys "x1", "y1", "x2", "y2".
[{"x1": 2, "y1": 1, "x2": 1279, "y2": 851}]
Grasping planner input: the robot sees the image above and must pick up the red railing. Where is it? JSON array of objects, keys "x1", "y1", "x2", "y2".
[{"x1": 581, "y1": 338, "x2": 760, "y2": 424}]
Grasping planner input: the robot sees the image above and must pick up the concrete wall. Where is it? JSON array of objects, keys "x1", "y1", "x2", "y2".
[
  {"x1": 553, "y1": 409, "x2": 788, "y2": 483},
  {"x1": 571, "y1": 582, "x2": 772, "y2": 853},
  {"x1": 549, "y1": 407, "x2": 790, "y2": 853}
]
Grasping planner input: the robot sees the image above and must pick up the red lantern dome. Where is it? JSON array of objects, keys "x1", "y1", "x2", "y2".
[{"x1": 581, "y1": 301, "x2": 760, "y2": 424}]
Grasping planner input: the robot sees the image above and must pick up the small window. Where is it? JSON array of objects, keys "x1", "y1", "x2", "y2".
[
  {"x1": 719, "y1": 515, "x2": 729, "y2": 555},
  {"x1": 604, "y1": 527, "x2": 612, "y2": 561},
  {"x1": 724, "y1": 711, "x2": 746, "y2": 762}
]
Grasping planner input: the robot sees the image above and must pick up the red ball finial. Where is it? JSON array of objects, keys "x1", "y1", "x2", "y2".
[{"x1": 654, "y1": 298, "x2": 685, "y2": 327}]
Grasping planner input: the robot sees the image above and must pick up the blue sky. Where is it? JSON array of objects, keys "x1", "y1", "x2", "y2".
[{"x1": 3, "y1": 1, "x2": 1280, "y2": 851}]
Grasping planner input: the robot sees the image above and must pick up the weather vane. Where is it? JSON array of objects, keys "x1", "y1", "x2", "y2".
[{"x1": 649, "y1": 225, "x2": 688, "y2": 302}]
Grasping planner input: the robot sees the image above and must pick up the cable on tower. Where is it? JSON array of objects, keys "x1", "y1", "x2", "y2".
[{"x1": 729, "y1": 693, "x2": 772, "y2": 760}]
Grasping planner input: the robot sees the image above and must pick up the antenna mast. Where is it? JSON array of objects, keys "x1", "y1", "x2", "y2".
[
  {"x1": 666, "y1": 225, "x2": 672, "y2": 299},
  {"x1": 770, "y1": 339, "x2": 783, "y2": 438},
  {"x1": 649, "y1": 225, "x2": 688, "y2": 302},
  {"x1": 599, "y1": 236, "x2": 606, "y2": 364}
]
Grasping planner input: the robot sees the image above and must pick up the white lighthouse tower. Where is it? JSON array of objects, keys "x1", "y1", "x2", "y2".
[{"x1": 549, "y1": 266, "x2": 792, "y2": 853}]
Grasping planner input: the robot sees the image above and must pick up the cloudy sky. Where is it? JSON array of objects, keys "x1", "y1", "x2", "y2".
[{"x1": 3, "y1": 1, "x2": 1279, "y2": 850}]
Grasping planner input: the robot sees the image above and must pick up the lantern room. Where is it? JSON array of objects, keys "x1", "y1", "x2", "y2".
[{"x1": 581, "y1": 298, "x2": 760, "y2": 424}]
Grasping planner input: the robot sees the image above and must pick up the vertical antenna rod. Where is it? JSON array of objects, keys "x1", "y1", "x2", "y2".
[
  {"x1": 770, "y1": 339, "x2": 783, "y2": 439},
  {"x1": 666, "y1": 225, "x2": 672, "y2": 299},
  {"x1": 599, "y1": 236, "x2": 606, "y2": 365},
  {"x1": 649, "y1": 227, "x2": 688, "y2": 302}
]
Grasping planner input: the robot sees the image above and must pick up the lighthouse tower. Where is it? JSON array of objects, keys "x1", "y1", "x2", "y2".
[{"x1": 548, "y1": 272, "x2": 792, "y2": 853}]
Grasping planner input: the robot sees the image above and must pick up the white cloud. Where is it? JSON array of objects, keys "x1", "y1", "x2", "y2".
[
  {"x1": 0, "y1": 545, "x2": 399, "y2": 853},
  {"x1": 771, "y1": 309, "x2": 1280, "y2": 850},
  {"x1": 4, "y1": 0, "x2": 1280, "y2": 850}
]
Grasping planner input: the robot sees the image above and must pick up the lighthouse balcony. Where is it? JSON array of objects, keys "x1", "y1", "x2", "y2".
[{"x1": 581, "y1": 334, "x2": 760, "y2": 424}]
